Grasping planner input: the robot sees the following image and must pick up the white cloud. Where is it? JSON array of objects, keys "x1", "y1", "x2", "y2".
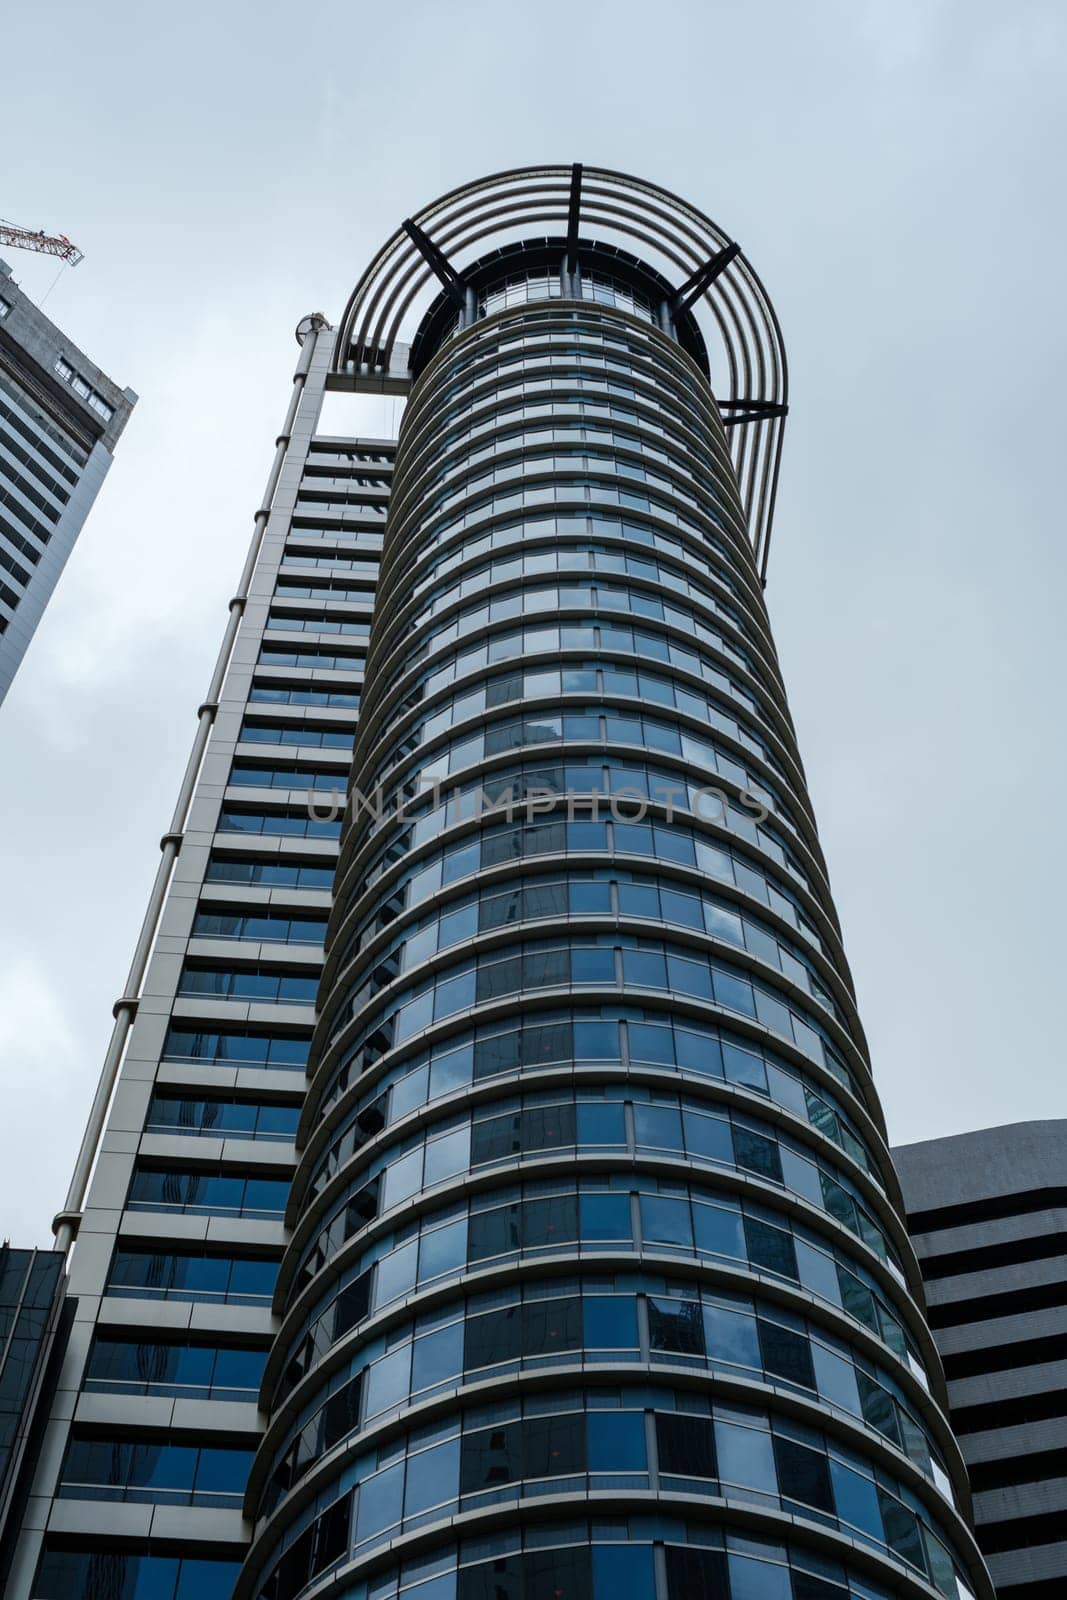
[{"x1": 1, "y1": 0, "x2": 1066, "y2": 1246}]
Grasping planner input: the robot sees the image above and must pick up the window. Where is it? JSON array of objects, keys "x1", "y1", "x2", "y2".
[
  {"x1": 733, "y1": 1125, "x2": 783, "y2": 1182},
  {"x1": 34, "y1": 1548, "x2": 240, "y2": 1600},
  {"x1": 229, "y1": 760, "x2": 348, "y2": 792},
  {"x1": 239, "y1": 719, "x2": 353, "y2": 749},
  {"x1": 83, "y1": 1335, "x2": 266, "y2": 1400},
  {"x1": 464, "y1": 1304, "x2": 522, "y2": 1372},
  {"x1": 163, "y1": 1025, "x2": 310, "y2": 1069},
  {"x1": 594, "y1": 1545, "x2": 656, "y2": 1600},
  {"x1": 192, "y1": 908, "x2": 327, "y2": 945},
  {"x1": 774, "y1": 1434, "x2": 835, "y2": 1513},
  {"x1": 758, "y1": 1318, "x2": 816, "y2": 1390},
  {"x1": 715, "y1": 1419, "x2": 776, "y2": 1495},
  {"x1": 249, "y1": 682, "x2": 360, "y2": 709},
  {"x1": 461, "y1": 1421, "x2": 522, "y2": 1494},
  {"x1": 107, "y1": 1247, "x2": 279, "y2": 1305},
  {"x1": 648, "y1": 1296, "x2": 704, "y2": 1356},
  {"x1": 206, "y1": 855, "x2": 334, "y2": 890},
  {"x1": 829, "y1": 1457, "x2": 882, "y2": 1537},
  {"x1": 641, "y1": 1194, "x2": 693, "y2": 1248},
  {"x1": 664, "y1": 1546, "x2": 729, "y2": 1600},
  {"x1": 588, "y1": 1410, "x2": 645, "y2": 1471},
  {"x1": 791, "y1": 1574, "x2": 850, "y2": 1600},
  {"x1": 0, "y1": 370, "x2": 86, "y2": 463},
  {"x1": 52, "y1": 355, "x2": 115, "y2": 420},
  {"x1": 58, "y1": 1435, "x2": 254, "y2": 1508},
  {"x1": 878, "y1": 1489, "x2": 927, "y2": 1572},
  {"x1": 704, "y1": 1301, "x2": 760, "y2": 1371},
  {"x1": 127, "y1": 1163, "x2": 290, "y2": 1219},
  {"x1": 657, "y1": 1412, "x2": 717, "y2": 1479},
  {"x1": 145, "y1": 1092, "x2": 299, "y2": 1142},
  {"x1": 310, "y1": 1492, "x2": 352, "y2": 1578},
  {"x1": 218, "y1": 806, "x2": 341, "y2": 839},
  {"x1": 744, "y1": 1215, "x2": 797, "y2": 1280}
]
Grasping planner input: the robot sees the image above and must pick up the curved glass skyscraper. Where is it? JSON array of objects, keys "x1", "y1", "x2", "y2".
[
  {"x1": 237, "y1": 171, "x2": 990, "y2": 1600},
  {"x1": 14, "y1": 167, "x2": 992, "y2": 1600}
]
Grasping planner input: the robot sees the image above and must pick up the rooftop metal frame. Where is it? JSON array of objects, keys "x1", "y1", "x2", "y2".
[{"x1": 331, "y1": 164, "x2": 789, "y2": 577}]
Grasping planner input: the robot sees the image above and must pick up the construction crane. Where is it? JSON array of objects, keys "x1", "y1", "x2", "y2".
[{"x1": 0, "y1": 219, "x2": 83, "y2": 265}]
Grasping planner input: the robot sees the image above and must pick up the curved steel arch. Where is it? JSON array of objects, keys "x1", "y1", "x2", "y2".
[{"x1": 331, "y1": 164, "x2": 788, "y2": 577}]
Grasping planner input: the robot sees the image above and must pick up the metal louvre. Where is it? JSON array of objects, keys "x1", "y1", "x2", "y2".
[{"x1": 331, "y1": 165, "x2": 788, "y2": 579}]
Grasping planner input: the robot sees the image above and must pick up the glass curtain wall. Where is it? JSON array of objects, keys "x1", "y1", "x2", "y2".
[{"x1": 239, "y1": 269, "x2": 986, "y2": 1600}]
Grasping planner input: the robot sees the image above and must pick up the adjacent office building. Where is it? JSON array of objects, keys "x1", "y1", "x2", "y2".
[
  {"x1": 0, "y1": 256, "x2": 136, "y2": 703},
  {"x1": 0, "y1": 1248, "x2": 68, "y2": 1588},
  {"x1": 10, "y1": 167, "x2": 993, "y2": 1600},
  {"x1": 894, "y1": 1121, "x2": 1067, "y2": 1600}
]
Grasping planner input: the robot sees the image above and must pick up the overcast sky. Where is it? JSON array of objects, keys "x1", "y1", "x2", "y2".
[{"x1": 1, "y1": 0, "x2": 1064, "y2": 1247}]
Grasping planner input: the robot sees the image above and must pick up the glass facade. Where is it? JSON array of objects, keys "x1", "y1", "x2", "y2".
[
  {"x1": 0, "y1": 263, "x2": 134, "y2": 703},
  {"x1": 241, "y1": 261, "x2": 986, "y2": 1600},
  {"x1": 13, "y1": 171, "x2": 990, "y2": 1600},
  {"x1": 12, "y1": 346, "x2": 383, "y2": 1596},
  {"x1": 0, "y1": 1248, "x2": 65, "y2": 1580}
]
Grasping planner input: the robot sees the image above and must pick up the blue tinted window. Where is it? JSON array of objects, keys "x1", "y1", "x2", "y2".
[
  {"x1": 830, "y1": 1459, "x2": 883, "y2": 1537},
  {"x1": 407, "y1": 1576, "x2": 456, "y2": 1600},
  {"x1": 668, "y1": 954, "x2": 713, "y2": 998},
  {"x1": 641, "y1": 1195, "x2": 692, "y2": 1247},
  {"x1": 676, "y1": 1027, "x2": 722, "y2": 1076},
  {"x1": 406, "y1": 1437, "x2": 460, "y2": 1516},
  {"x1": 356, "y1": 1460, "x2": 404, "y2": 1539},
  {"x1": 580, "y1": 1192, "x2": 631, "y2": 1240},
  {"x1": 594, "y1": 1543, "x2": 655, "y2": 1600},
  {"x1": 258, "y1": 1104, "x2": 300, "y2": 1137},
  {"x1": 213, "y1": 1346, "x2": 267, "y2": 1391},
  {"x1": 583, "y1": 1295, "x2": 638, "y2": 1349},
  {"x1": 795, "y1": 1239, "x2": 842, "y2": 1305},
  {"x1": 378, "y1": 1239, "x2": 418, "y2": 1302},
  {"x1": 572, "y1": 946, "x2": 616, "y2": 983},
  {"x1": 365, "y1": 1344, "x2": 410, "y2": 1417},
  {"x1": 812, "y1": 1343, "x2": 861, "y2": 1414},
  {"x1": 623, "y1": 949, "x2": 666, "y2": 987},
  {"x1": 715, "y1": 1420, "x2": 776, "y2": 1495},
  {"x1": 683, "y1": 1110, "x2": 732, "y2": 1163},
  {"x1": 704, "y1": 1302, "x2": 760, "y2": 1370},
  {"x1": 588, "y1": 1411, "x2": 645, "y2": 1471},
  {"x1": 728, "y1": 1553, "x2": 792, "y2": 1600},
  {"x1": 36, "y1": 1551, "x2": 185, "y2": 1600},
  {"x1": 412, "y1": 1322, "x2": 463, "y2": 1392},
  {"x1": 629, "y1": 1022, "x2": 674, "y2": 1064},
  {"x1": 195, "y1": 1445, "x2": 255, "y2": 1493},
  {"x1": 230, "y1": 1258, "x2": 280, "y2": 1298},
  {"x1": 744, "y1": 1217, "x2": 797, "y2": 1280},
  {"x1": 634, "y1": 1103, "x2": 683, "y2": 1150},
  {"x1": 420, "y1": 1217, "x2": 467, "y2": 1280},
  {"x1": 577, "y1": 1102, "x2": 626, "y2": 1144},
  {"x1": 573, "y1": 1019, "x2": 618, "y2": 1059},
  {"x1": 648, "y1": 1297, "x2": 704, "y2": 1356},
  {"x1": 715, "y1": 971, "x2": 756, "y2": 1017},
  {"x1": 693, "y1": 1201, "x2": 745, "y2": 1259}
]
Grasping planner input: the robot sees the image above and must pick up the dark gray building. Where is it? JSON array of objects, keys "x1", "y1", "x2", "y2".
[
  {"x1": 12, "y1": 167, "x2": 992, "y2": 1600},
  {"x1": 0, "y1": 256, "x2": 136, "y2": 703},
  {"x1": 894, "y1": 1121, "x2": 1067, "y2": 1600},
  {"x1": 0, "y1": 1249, "x2": 67, "y2": 1585}
]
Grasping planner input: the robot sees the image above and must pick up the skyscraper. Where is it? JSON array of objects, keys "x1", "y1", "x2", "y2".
[
  {"x1": 0, "y1": 257, "x2": 135, "y2": 703},
  {"x1": 895, "y1": 1121, "x2": 1067, "y2": 1600},
  {"x1": 12, "y1": 167, "x2": 993, "y2": 1600}
]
